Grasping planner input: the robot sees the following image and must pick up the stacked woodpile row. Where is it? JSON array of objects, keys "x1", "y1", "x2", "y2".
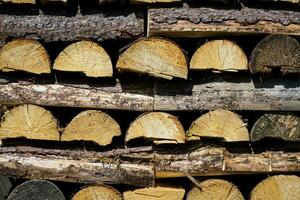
[{"x1": 0, "y1": 0, "x2": 300, "y2": 199}]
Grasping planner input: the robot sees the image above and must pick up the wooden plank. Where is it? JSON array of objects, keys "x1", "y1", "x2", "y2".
[{"x1": 148, "y1": 4, "x2": 300, "y2": 37}]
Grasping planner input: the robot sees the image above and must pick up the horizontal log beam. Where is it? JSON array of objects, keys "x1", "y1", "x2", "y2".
[{"x1": 148, "y1": 4, "x2": 300, "y2": 37}]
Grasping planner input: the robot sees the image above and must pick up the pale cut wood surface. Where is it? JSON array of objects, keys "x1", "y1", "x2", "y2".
[
  {"x1": 187, "y1": 109, "x2": 249, "y2": 142},
  {"x1": 0, "y1": 104, "x2": 59, "y2": 140},
  {"x1": 116, "y1": 37, "x2": 188, "y2": 80},
  {"x1": 54, "y1": 41, "x2": 113, "y2": 77},
  {"x1": 190, "y1": 40, "x2": 248, "y2": 72},
  {"x1": 0, "y1": 0, "x2": 35, "y2": 3},
  {"x1": 250, "y1": 175, "x2": 300, "y2": 200},
  {"x1": 124, "y1": 185, "x2": 185, "y2": 200},
  {"x1": 0, "y1": 39, "x2": 51, "y2": 74},
  {"x1": 186, "y1": 179, "x2": 244, "y2": 200},
  {"x1": 72, "y1": 185, "x2": 122, "y2": 200},
  {"x1": 125, "y1": 112, "x2": 186, "y2": 144},
  {"x1": 62, "y1": 110, "x2": 121, "y2": 146}
]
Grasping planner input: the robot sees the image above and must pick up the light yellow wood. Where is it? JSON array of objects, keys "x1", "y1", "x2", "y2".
[
  {"x1": 116, "y1": 37, "x2": 188, "y2": 80},
  {"x1": 250, "y1": 175, "x2": 300, "y2": 200},
  {"x1": 0, "y1": 39, "x2": 51, "y2": 74},
  {"x1": 0, "y1": 0, "x2": 35, "y2": 3},
  {"x1": 187, "y1": 109, "x2": 249, "y2": 142},
  {"x1": 187, "y1": 179, "x2": 244, "y2": 200},
  {"x1": 61, "y1": 110, "x2": 121, "y2": 146},
  {"x1": 190, "y1": 40, "x2": 248, "y2": 72},
  {"x1": 124, "y1": 186, "x2": 185, "y2": 200},
  {"x1": 0, "y1": 104, "x2": 59, "y2": 140},
  {"x1": 125, "y1": 112, "x2": 185, "y2": 144},
  {"x1": 54, "y1": 41, "x2": 113, "y2": 77},
  {"x1": 72, "y1": 185, "x2": 122, "y2": 200},
  {"x1": 131, "y1": 0, "x2": 180, "y2": 3}
]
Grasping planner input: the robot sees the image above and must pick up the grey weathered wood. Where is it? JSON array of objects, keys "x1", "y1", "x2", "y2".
[
  {"x1": 250, "y1": 113, "x2": 300, "y2": 141},
  {"x1": 7, "y1": 180, "x2": 65, "y2": 200},
  {"x1": 249, "y1": 35, "x2": 300, "y2": 74},
  {"x1": 148, "y1": 4, "x2": 300, "y2": 37},
  {"x1": 0, "y1": 176, "x2": 11, "y2": 200},
  {"x1": 0, "y1": 9, "x2": 144, "y2": 42}
]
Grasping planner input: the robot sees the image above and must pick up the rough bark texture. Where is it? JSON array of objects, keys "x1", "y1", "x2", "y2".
[
  {"x1": 249, "y1": 35, "x2": 300, "y2": 74},
  {"x1": 250, "y1": 113, "x2": 300, "y2": 141},
  {"x1": 0, "y1": 176, "x2": 11, "y2": 200},
  {"x1": 0, "y1": 9, "x2": 144, "y2": 42},
  {"x1": 7, "y1": 180, "x2": 65, "y2": 200},
  {"x1": 148, "y1": 4, "x2": 300, "y2": 37}
]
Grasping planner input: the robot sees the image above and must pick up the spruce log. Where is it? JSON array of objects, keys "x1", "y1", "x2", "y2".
[
  {"x1": 0, "y1": 0, "x2": 35, "y2": 4},
  {"x1": 148, "y1": 4, "x2": 300, "y2": 37},
  {"x1": 7, "y1": 180, "x2": 65, "y2": 200},
  {"x1": 187, "y1": 109, "x2": 249, "y2": 142},
  {"x1": 0, "y1": 39, "x2": 51, "y2": 74},
  {"x1": 250, "y1": 113, "x2": 300, "y2": 141},
  {"x1": 0, "y1": 176, "x2": 12, "y2": 200},
  {"x1": 0, "y1": 104, "x2": 60, "y2": 141},
  {"x1": 250, "y1": 175, "x2": 300, "y2": 200},
  {"x1": 249, "y1": 35, "x2": 300, "y2": 74},
  {"x1": 190, "y1": 40, "x2": 248, "y2": 72},
  {"x1": 186, "y1": 179, "x2": 244, "y2": 200},
  {"x1": 124, "y1": 185, "x2": 185, "y2": 200},
  {"x1": 54, "y1": 41, "x2": 113, "y2": 77},
  {"x1": 116, "y1": 37, "x2": 188, "y2": 80},
  {"x1": 61, "y1": 110, "x2": 121, "y2": 146},
  {"x1": 72, "y1": 185, "x2": 122, "y2": 200},
  {"x1": 0, "y1": 9, "x2": 143, "y2": 42},
  {"x1": 125, "y1": 112, "x2": 185, "y2": 144}
]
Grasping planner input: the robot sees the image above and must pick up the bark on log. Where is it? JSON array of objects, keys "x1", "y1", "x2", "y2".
[
  {"x1": 250, "y1": 113, "x2": 300, "y2": 141},
  {"x1": 0, "y1": 9, "x2": 144, "y2": 42},
  {"x1": 131, "y1": 0, "x2": 180, "y2": 3},
  {"x1": 148, "y1": 4, "x2": 300, "y2": 37},
  {"x1": 0, "y1": 0, "x2": 35, "y2": 3},
  {"x1": 253, "y1": 0, "x2": 299, "y2": 3},
  {"x1": 71, "y1": 185, "x2": 122, "y2": 200},
  {"x1": 249, "y1": 35, "x2": 300, "y2": 74},
  {"x1": 7, "y1": 180, "x2": 65, "y2": 200}
]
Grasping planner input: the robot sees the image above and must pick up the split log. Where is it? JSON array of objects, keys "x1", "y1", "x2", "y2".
[
  {"x1": 0, "y1": 9, "x2": 143, "y2": 42},
  {"x1": 190, "y1": 40, "x2": 248, "y2": 72},
  {"x1": 0, "y1": 0, "x2": 35, "y2": 3},
  {"x1": 249, "y1": 35, "x2": 300, "y2": 74},
  {"x1": 54, "y1": 41, "x2": 113, "y2": 77},
  {"x1": 187, "y1": 109, "x2": 249, "y2": 142},
  {"x1": 186, "y1": 179, "x2": 244, "y2": 200},
  {"x1": 116, "y1": 37, "x2": 188, "y2": 80},
  {"x1": 71, "y1": 185, "x2": 122, "y2": 200},
  {"x1": 0, "y1": 104, "x2": 59, "y2": 141},
  {"x1": 0, "y1": 39, "x2": 51, "y2": 74},
  {"x1": 250, "y1": 113, "x2": 300, "y2": 141},
  {"x1": 124, "y1": 185, "x2": 185, "y2": 200},
  {"x1": 148, "y1": 4, "x2": 300, "y2": 37},
  {"x1": 125, "y1": 112, "x2": 185, "y2": 144},
  {"x1": 250, "y1": 175, "x2": 300, "y2": 200},
  {"x1": 61, "y1": 110, "x2": 121, "y2": 146},
  {"x1": 7, "y1": 180, "x2": 65, "y2": 200},
  {"x1": 0, "y1": 176, "x2": 12, "y2": 200}
]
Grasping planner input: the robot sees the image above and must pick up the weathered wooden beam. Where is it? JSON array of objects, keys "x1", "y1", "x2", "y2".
[
  {"x1": 148, "y1": 4, "x2": 300, "y2": 37},
  {"x1": 0, "y1": 9, "x2": 144, "y2": 42}
]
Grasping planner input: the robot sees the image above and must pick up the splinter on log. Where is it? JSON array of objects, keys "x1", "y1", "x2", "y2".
[
  {"x1": 7, "y1": 180, "x2": 65, "y2": 200},
  {"x1": 61, "y1": 110, "x2": 121, "y2": 146},
  {"x1": 54, "y1": 41, "x2": 113, "y2": 77},
  {"x1": 71, "y1": 185, "x2": 122, "y2": 200},
  {"x1": 190, "y1": 40, "x2": 248, "y2": 72},
  {"x1": 0, "y1": 0, "x2": 35, "y2": 4},
  {"x1": 186, "y1": 179, "x2": 244, "y2": 200},
  {"x1": 249, "y1": 35, "x2": 300, "y2": 74},
  {"x1": 250, "y1": 113, "x2": 300, "y2": 141},
  {"x1": 125, "y1": 112, "x2": 185, "y2": 144},
  {"x1": 250, "y1": 175, "x2": 300, "y2": 200},
  {"x1": 116, "y1": 37, "x2": 188, "y2": 80},
  {"x1": 0, "y1": 104, "x2": 59, "y2": 141},
  {"x1": 0, "y1": 39, "x2": 51, "y2": 74},
  {"x1": 124, "y1": 185, "x2": 185, "y2": 200},
  {"x1": 187, "y1": 109, "x2": 249, "y2": 142}
]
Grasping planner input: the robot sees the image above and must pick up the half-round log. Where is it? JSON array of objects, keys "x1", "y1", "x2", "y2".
[
  {"x1": 71, "y1": 185, "x2": 122, "y2": 200},
  {"x1": 0, "y1": 39, "x2": 51, "y2": 74},
  {"x1": 116, "y1": 37, "x2": 188, "y2": 80},
  {"x1": 125, "y1": 112, "x2": 185, "y2": 144},
  {"x1": 0, "y1": 104, "x2": 59, "y2": 140},
  {"x1": 61, "y1": 110, "x2": 121, "y2": 146},
  {"x1": 190, "y1": 40, "x2": 248, "y2": 72},
  {"x1": 53, "y1": 41, "x2": 113, "y2": 77}
]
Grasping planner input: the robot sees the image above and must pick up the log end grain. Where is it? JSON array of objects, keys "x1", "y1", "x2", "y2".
[{"x1": 71, "y1": 185, "x2": 122, "y2": 200}]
